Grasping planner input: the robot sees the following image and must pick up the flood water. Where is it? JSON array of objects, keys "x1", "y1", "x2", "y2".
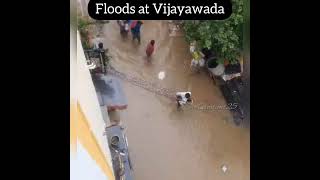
[{"x1": 99, "y1": 21, "x2": 249, "y2": 180}]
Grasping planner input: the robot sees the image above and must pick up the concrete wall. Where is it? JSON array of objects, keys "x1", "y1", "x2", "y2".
[
  {"x1": 70, "y1": 28, "x2": 76, "y2": 104},
  {"x1": 70, "y1": 31, "x2": 115, "y2": 180},
  {"x1": 76, "y1": 31, "x2": 113, "y2": 167},
  {"x1": 71, "y1": 142, "x2": 110, "y2": 180}
]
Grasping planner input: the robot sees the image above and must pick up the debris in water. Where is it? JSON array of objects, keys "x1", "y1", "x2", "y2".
[
  {"x1": 221, "y1": 164, "x2": 228, "y2": 173},
  {"x1": 158, "y1": 71, "x2": 166, "y2": 80}
]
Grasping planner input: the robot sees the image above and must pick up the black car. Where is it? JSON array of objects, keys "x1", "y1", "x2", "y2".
[{"x1": 201, "y1": 48, "x2": 246, "y2": 125}]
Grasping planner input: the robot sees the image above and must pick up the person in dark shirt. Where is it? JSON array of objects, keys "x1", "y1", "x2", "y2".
[{"x1": 132, "y1": 20, "x2": 143, "y2": 44}]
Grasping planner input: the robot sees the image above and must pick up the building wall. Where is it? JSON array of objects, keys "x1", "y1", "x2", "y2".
[
  {"x1": 77, "y1": 0, "x2": 90, "y2": 17},
  {"x1": 71, "y1": 141, "x2": 111, "y2": 180},
  {"x1": 70, "y1": 31, "x2": 115, "y2": 180},
  {"x1": 70, "y1": 26, "x2": 77, "y2": 151}
]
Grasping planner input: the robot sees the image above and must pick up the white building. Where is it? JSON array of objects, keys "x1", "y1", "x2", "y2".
[{"x1": 70, "y1": 31, "x2": 115, "y2": 180}]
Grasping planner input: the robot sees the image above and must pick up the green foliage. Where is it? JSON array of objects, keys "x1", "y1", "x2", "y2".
[
  {"x1": 77, "y1": 17, "x2": 110, "y2": 49},
  {"x1": 78, "y1": 17, "x2": 92, "y2": 49},
  {"x1": 183, "y1": 0, "x2": 244, "y2": 64},
  {"x1": 78, "y1": 17, "x2": 90, "y2": 32}
]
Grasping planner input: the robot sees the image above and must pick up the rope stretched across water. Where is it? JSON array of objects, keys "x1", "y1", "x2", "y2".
[
  {"x1": 107, "y1": 65, "x2": 178, "y2": 100},
  {"x1": 106, "y1": 66, "x2": 237, "y2": 112}
]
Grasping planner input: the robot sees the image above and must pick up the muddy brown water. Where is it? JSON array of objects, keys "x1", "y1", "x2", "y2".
[{"x1": 99, "y1": 20, "x2": 249, "y2": 180}]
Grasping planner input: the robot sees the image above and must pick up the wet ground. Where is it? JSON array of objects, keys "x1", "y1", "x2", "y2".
[{"x1": 99, "y1": 20, "x2": 249, "y2": 180}]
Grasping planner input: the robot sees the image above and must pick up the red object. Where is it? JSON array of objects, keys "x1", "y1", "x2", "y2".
[
  {"x1": 146, "y1": 43, "x2": 155, "y2": 57},
  {"x1": 107, "y1": 105, "x2": 128, "y2": 111},
  {"x1": 130, "y1": 20, "x2": 137, "y2": 29}
]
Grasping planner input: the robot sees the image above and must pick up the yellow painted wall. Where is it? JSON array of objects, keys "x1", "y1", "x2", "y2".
[
  {"x1": 76, "y1": 31, "x2": 113, "y2": 167},
  {"x1": 70, "y1": 102, "x2": 114, "y2": 180}
]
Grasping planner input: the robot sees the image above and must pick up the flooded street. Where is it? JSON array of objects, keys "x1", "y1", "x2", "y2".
[{"x1": 100, "y1": 21, "x2": 249, "y2": 180}]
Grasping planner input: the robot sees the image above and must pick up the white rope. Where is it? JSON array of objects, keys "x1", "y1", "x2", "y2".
[{"x1": 106, "y1": 65, "x2": 237, "y2": 112}]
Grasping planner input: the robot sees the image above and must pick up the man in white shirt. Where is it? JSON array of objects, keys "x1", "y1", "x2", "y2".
[{"x1": 176, "y1": 92, "x2": 193, "y2": 108}]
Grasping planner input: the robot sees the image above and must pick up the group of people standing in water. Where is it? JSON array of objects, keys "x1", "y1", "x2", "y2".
[
  {"x1": 117, "y1": 20, "x2": 192, "y2": 109},
  {"x1": 117, "y1": 20, "x2": 155, "y2": 59}
]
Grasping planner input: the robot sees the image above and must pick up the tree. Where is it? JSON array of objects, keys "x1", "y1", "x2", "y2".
[{"x1": 183, "y1": 0, "x2": 244, "y2": 64}]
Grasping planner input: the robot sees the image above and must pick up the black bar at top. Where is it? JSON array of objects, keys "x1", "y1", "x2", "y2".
[{"x1": 88, "y1": 0, "x2": 232, "y2": 20}]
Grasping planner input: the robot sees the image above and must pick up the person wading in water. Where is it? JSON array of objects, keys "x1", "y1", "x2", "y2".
[
  {"x1": 176, "y1": 92, "x2": 193, "y2": 109},
  {"x1": 146, "y1": 40, "x2": 155, "y2": 60},
  {"x1": 131, "y1": 20, "x2": 143, "y2": 44}
]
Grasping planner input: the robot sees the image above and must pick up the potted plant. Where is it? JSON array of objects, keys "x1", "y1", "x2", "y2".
[
  {"x1": 207, "y1": 58, "x2": 218, "y2": 69},
  {"x1": 183, "y1": 0, "x2": 244, "y2": 65}
]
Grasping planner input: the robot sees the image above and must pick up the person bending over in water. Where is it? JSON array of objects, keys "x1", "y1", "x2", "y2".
[{"x1": 176, "y1": 92, "x2": 193, "y2": 109}]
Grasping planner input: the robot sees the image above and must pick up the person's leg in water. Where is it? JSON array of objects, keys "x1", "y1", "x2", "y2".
[
  {"x1": 176, "y1": 95, "x2": 182, "y2": 109},
  {"x1": 132, "y1": 32, "x2": 141, "y2": 45},
  {"x1": 146, "y1": 54, "x2": 151, "y2": 62},
  {"x1": 191, "y1": 60, "x2": 200, "y2": 73},
  {"x1": 177, "y1": 100, "x2": 181, "y2": 109},
  {"x1": 123, "y1": 21, "x2": 129, "y2": 38},
  {"x1": 146, "y1": 40, "x2": 155, "y2": 61},
  {"x1": 131, "y1": 29, "x2": 135, "y2": 41},
  {"x1": 195, "y1": 63, "x2": 200, "y2": 73},
  {"x1": 137, "y1": 32, "x2": 141, "y2": 44},
  {"x1": 186, "y1": 98, "x2": 193, "y2": 105},
  {"x1": 132, "y1": 32, "x2": 137, "y2": 42}
]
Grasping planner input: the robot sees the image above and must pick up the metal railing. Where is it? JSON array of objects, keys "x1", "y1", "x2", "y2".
[{"x1": 84, "y1": 48, "x2": 111, "y2": 73}]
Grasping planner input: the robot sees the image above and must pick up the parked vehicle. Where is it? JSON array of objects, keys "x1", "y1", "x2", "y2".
[
  {"x1": 106, "y1": 125, "x2": 134, "y2": 180},
  {"x1": 219, "y1": 77, "x2": 244, "y2": 125},
  {"x1": 202, "y1": 48, "x2": 245, "y2": 125}
]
